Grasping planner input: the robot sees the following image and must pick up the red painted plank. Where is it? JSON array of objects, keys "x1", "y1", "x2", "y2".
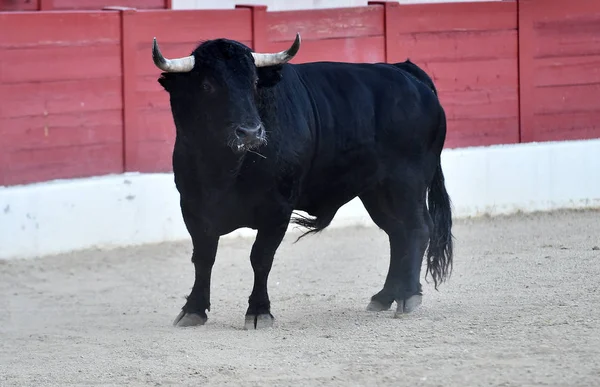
[
  {"x1": 265, "y1": 36, "x2": 385, "y2": 64},
  {"x1": 135, "y1": 140, "x2": 175, "y2": 172},
  {"x1": 0, "y1": 12, "x2": 120, "y2": 47},
  {"x1": 534, "y1": 55, "x2": 600, "y2": 88},
  {"x1": 136, "y1": 109, "x2": 175, "y2": 142},
  {"x1": 421, "y1": 58, "x2": 518, "y2": 92},
  {"x1": 51, "y1": 0, "x2": 166, "y2": 9},
  {"x1": 441, "y1": 88, "x2": 518, "y2": 121},
  {"x1": 0, "y1": 78, "x2": 122, "y2": 119},
  {"x1": 532, "y1": 111, "x2": 600, "y2": 142},
  {"x1": 390, "y1": 1, "x2": 517, "y2": 34},
  {"x1": 136, "y1": 88, "x2": 169, "y2": 111},
  {"x1": 445, "y1": 117, "x2": 520, "y2": 149},
  {"x1": 1, "y1": 111, "x2": 122, "y2": 149},
  {"x1": 0, "y1": 0, "x2": 38, "y2": 11},
  {"x1": 265, "y1": 5, "x2": 384, "y2": 42},
  {"x1": 519, "y1": 0, "x2": 599, "y2": 20},
  {"x1": 4, "y1": 144, "x2": 123, "y2": 186},
  {"x1": 532, "y1": 83, "x2": 600, "y2": 115},
  {"x1": 132, "y1": 9, "x2": 252, "y2": 45},
  {"x1": 532, "y1": 17, "x2": 600, "y2": 59},
  {"x1": 390, "y1": 30, "x2": 517, "y2": 63},
  {"x1": 1, "y1": 45, "x2": 121, "y2": 84},
  {"x1": 0, "y1": 0, "x2": 167, "y2": 10}
]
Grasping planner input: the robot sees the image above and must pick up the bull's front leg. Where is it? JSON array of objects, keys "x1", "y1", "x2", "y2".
[
  {"x1": 245, "y1": 223, "x2": 288, "y2": 330},
  {"x1": 173, "y1": 211, "x2": 219, "y2": 327}
]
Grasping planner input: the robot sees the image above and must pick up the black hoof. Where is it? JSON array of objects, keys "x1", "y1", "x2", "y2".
[
  {"x1": 366, "y1": 299, "x2": 393, "y2": 312},
  {"x1": 244, "y1": 313, "x2": 274, "y2": 330},
  {"x1": 393, "y1": 294, "x2": 423, "y2": 318},
  {"x1": 173, "y1": 311, "x2": 207, "y2": 327}
]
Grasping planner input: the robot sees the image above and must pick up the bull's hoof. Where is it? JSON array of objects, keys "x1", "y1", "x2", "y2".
[
  {"x1": 393, "y1": 294, "x2": 422, "y2": 318},
  {"x1": 173, "y1": 311, "x2": 207, "y2": 327},
  {"x1": 366, "y1": 299, "x2": 393, "y2": 312},
  {"x1": 244, "y1": 313, "x2": 274, "y2": 330}
]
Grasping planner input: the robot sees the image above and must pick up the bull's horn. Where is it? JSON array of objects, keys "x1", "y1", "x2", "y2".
[
  {"x1": 251, "y1": 33, "x2": 301, "y2": 68},
  {"x1": 152, "y1": 37, "x2": 195, "y2": 72}
]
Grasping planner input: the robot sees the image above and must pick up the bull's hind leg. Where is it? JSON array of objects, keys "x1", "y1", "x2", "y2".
[{"x1": 359, "y1": 182, "x2": 430, "y2": 317}]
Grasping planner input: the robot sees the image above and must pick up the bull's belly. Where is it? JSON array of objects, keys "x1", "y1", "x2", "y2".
[{"x1": 296, "y1": 165, "x2": 382, "y2": 216}]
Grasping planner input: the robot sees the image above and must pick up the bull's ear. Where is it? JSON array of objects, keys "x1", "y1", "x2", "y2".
[
  {"x1": 256, "y1": 65, "x2": 283, "y2": 88},
  {"x1": 158, "y1": 74, "x2": 173, "y2": 92}
]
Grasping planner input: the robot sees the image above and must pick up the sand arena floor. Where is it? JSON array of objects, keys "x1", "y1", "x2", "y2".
[{"x1": 1, "y1": 209, "x2": 600, "y2": 386}]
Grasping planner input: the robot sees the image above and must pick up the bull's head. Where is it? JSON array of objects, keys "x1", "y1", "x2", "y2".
[{"x1": 153, "y1": 34, "x2": 301, "y2": 155}]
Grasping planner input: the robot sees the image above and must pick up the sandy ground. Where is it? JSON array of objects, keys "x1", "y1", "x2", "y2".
[{"x1": 1, "y1": 209, "x2": 600, "y2": 387}]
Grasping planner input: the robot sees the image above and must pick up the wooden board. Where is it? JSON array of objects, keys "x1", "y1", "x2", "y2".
[
  {"x1": 263, "y1": 5, "x2": 385, "y2": 64},
  {"x1": 519, "y1": 0, "x2": 600, "y2": 142},
  {"x1": 387, "y1": 1, "x2": 519, "y2": 148},
  {"x1": 0, "y1": 0, "x2": 167, "y2": 11},
  {"x1": 52, "y1": 0, "x2": 167, "y2": 9},
  {"x1": 0, "y1": 11, "x2": 123, "y2": 186},
  {"x1": 265, "y1": 6, "x2": 384, "y2": 42},
  {"x1": 265, "y1": 36, "x2": 385, "y2": 64},
  {"x1": 0, "y1": 0, "x2": 38, "y2": 11}
]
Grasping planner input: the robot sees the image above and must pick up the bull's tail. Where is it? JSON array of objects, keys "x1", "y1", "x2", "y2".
[
  {"x1": 425, "y1": 112, "x2": 454, "y2": 290},
  {"x1": 290, "y1": 209, "x2": 337, "y2": 242}
]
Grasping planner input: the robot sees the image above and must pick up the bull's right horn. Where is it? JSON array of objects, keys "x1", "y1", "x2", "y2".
[
  {"x1": 152, "y1": 37, "x2": 195, "y2": 72},
  {"x1": 251, "y1": 33, "x2": 301, "y2": 68}
]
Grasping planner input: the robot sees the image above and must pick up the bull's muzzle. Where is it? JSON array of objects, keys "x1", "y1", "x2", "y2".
[{"x1": 233, "y1": 124, "x2": 266, "y2": 153}]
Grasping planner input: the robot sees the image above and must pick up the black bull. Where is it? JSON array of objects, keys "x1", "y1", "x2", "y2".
[{"x1": 152, "y1": 33, "x2": 454, "y2": 329}]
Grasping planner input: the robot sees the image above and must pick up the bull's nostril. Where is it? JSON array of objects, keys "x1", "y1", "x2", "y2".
[{"x1": 235, "y1": 128, "x2": 247, "y2": 139}]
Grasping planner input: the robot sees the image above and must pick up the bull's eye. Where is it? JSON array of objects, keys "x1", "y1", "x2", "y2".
[{"x1": 201, "y1": 80, "x2": 213, "y2": 93}]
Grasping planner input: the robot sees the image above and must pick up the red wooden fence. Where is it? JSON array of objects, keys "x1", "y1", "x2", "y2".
[
  {"x1": 0, "y1": 11, "x2": 124, "y2": 185},
  {"x1": 518, "y1": 0, "x2": 600, "y2": 143},
  {"x1": 385, "y1": 1, "x2": 520, "y2": 148},
  {"x1": 1, "y1": 0, "x2": 599, "y2": 186},
  {"x1": 0, "y1": 0, "x2": 171, "y2": 11}
]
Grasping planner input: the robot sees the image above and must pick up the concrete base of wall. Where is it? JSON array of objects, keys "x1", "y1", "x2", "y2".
[{"x1": 1, "y1": 138, "x2": 599, "y2": 260}]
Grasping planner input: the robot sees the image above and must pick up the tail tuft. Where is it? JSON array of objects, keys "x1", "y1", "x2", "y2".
[
  {"x1": 425, "y1": 164, "x2": 454, "y2": 289},
  {"x1": 290, "y1": 210, "x2": 337, "y2": 242}
]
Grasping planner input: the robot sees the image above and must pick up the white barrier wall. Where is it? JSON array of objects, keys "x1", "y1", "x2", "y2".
[
  {"x1": 1, "y1": 138, "x2": 599, "y2": 260},
  {"x1": 171, "y1": 0, "x2": 498, "y2": 11}
]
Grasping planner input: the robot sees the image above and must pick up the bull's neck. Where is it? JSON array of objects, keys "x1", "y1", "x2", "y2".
[{"x1": 176, "y1": 139, "x2": 245, "y2": 189}]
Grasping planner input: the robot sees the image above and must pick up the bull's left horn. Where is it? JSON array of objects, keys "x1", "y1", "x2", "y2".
[
  {"x1": 152, "y1": 37, "x2": 195, "y2": 72},
  {"x1": 251, "y1": 33, "x2": 301, "y2": 68}
]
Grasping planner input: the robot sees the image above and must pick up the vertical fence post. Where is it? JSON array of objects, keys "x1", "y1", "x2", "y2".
[
  {"x1": 39, "y1": 0, "x2": 53, "y2": 10},
  {"x1": 235, "y1": 4, "x2": 268, "y2": 52},
  {"x1": 104, "y1": 7, "x2": 139, "y2": 173},
  {"x1": 367, "y1": 1, "x2": 397, "y2": 64},
  {"x1": 121, "y1": 9, "x2": 139, "y2": 172},
  {"x1": 517, "y1": 0, "x2": 534, "y2": 143},
  {"x1": 368, "y1": 1, "x2": 400, "y2": 64},
  {"x1": 164, "y1": 0, "x2": 172, "y2": 9}
]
